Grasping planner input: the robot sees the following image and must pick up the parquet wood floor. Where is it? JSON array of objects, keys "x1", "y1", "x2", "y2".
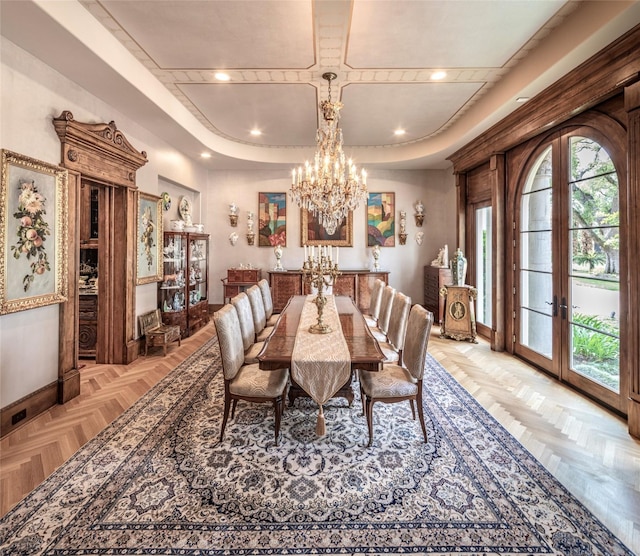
[{"x1": 1, "y1": 323, "x2": 639, "y2": 553}]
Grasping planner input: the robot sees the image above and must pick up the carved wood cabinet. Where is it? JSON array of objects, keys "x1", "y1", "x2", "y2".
[
  {"x1": 439, "y1": 284, "x2": 478, "y2": 343},
  {"x1": 222, "y1": 268, "x2": 263, "y2": 303},
  {"x1": 78, "y1": 294, "x2": 98, "y2": 357},
  {"x1": 268, "y1": 270, "x2": 389, "y2": 313},
  {"x1": 423, "y1": 265, "x2": 453, "y2": 324},
  {"x1": 159, "y1": 232, "x2": 209, "y2": 338}
]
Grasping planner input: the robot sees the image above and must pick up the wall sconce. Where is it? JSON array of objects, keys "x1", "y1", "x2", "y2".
[
  {"x1": 246, "y1": 211, "x2": 256, "y2": 246},
  {"x1": 229, "y1": 202, "x2": 239, "y2": 227},
  {"x1": 415, "y1": 200, "x2": 424, "y2": 227},
  {"x1": 398, "y1": 210, "x2": 407, "y2": 245}
]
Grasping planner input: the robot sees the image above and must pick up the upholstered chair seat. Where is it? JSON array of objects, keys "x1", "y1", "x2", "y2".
[
  {"x1": 360, "y1": 304, "x2": 434, "y2": 447},
  {"x1": 229, "y1": 364, "x2": 289, "y2": 398},
  {"x1": 231, "y1": 292, "x2": 265, "y2": 364},
  {"x1": 258, "y1": 279, "x2": 281, "y2": 327},
  {"x1": 214, "y1": 304, "x2": 288, "y2": 445},
  {"x1": 378, "y1": 343, "x2": 400, "y2": 364},
  {"x1": 359, "y1": 365, "x2": 417, "y2": 398}
]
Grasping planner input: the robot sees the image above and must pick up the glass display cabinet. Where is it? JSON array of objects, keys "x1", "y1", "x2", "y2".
[
  {"x1": 186, "y1": 233, "x2": 210, "y2": 335},
  {"x1": 160, "y1": 232, "x2": 188, "y2": 337},
  {"x1": 159, "y1": 231, "x2": 209, "y2": 338}
]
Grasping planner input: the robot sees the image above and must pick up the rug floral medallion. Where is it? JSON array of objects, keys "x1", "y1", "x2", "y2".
[{"x1": 0, "y1": 337, "x2": 632, "y2": 555}]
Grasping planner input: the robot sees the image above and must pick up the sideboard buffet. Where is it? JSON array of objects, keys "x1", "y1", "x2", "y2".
[
  {"x1": 222, "y1": 268, "x2": 263, "y2": 303},
  {"x1": 268, "y1": 270, "x2": 389, "y2": 313}
]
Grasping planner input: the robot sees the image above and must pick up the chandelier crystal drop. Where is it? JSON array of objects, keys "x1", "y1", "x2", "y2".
[{"x1": 289, "y1": 72, "x2": 367, "y2": 235}]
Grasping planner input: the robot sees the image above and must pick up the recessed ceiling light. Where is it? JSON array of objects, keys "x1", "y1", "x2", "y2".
[
  {"x1": 200, "y1": 152, "x2": 212, "y2": 159},
  {"x1": 516, "y1": 96, "x2": 530, "y2": 103},
  {"x1": 250, "y1": 129, "x2": 262, "y2": 136},
  {"x1": 430, "y1": 71, "x2": 447, "y2": 81},
  {"x1": 215, "y1": 72, "x2": 230, "y2": 81},
  {"x1": 394, "y1": 129, "x2": 406, "y2": 136}
]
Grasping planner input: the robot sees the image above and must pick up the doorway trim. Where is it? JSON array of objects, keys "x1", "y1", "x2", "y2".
[
  {"x1": 53, "y1": 111, "x2": 148, "y2": 390},
  {"x1": 508, "y1": 113, "x2": 628, "y2": 415}
]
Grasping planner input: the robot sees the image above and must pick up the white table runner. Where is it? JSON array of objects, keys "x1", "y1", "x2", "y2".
[{"x1": 291, "y1": 295, "x2": 351, "y2": 434}]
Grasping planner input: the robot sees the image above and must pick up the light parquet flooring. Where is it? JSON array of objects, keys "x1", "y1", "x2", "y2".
[
  {"x1": 1, "y1": 323, "x2": 639, "y2": 553},
  {"x1": 0, "y1": 323, "x2": 215, "y2": 519},
  {"x1": 428, "y1": 332, "x2": 640, "y2": 554}
]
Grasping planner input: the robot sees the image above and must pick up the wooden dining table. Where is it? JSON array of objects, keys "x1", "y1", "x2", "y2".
[{"x1": 257, "y1": 295, "x2": 385, "y2": 406}]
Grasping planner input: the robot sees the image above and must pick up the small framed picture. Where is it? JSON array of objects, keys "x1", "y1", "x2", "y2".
[
  {"x1": 367, "y1": 192, "x2": 395, "y2": 247},
  {"x1": 301, "y1": 209, "x2": 353, "y2": 247},
  {"x1": 136, "y1": 191, "x2": 163, "y2": 285},
  {"x1": 0, "y1": 149, "x2": 69, "y2": 315},
  {"x1": 258, "y1": 192, "x2": 287, "y2": 246}
]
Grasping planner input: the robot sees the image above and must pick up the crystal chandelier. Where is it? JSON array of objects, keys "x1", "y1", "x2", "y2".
[{"x1": 290, "y1": 72, "x2": 367, "y2": 235}]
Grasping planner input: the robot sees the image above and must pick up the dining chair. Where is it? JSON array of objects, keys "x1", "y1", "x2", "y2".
[
  {"x1": 377, "y1": 292, "x2": 411, "y2": 365},
  {"x1": 370, "y1": 285, "x2": 396, "y2": 341},
  {"x1": 364, "y1": 279, "x2": 385, "y2": 327},
  {"x1": 213, "y1": 304, "x2": 289, "y2": 445},
  {"x1": 258, "y1": 279, "x2": 280, "y2": 326},
  {"x1": 247, "y1": 285, "x2": 275, "y2": 341},
  {"x1": 230, "y1": 293, "x2": 264, "y2": 364},
  {"x1": 359, "y1": 304, "x2": 434, "y2": 447}
]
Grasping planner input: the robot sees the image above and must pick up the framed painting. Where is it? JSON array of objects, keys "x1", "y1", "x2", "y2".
[
  {"x1": 301, "y1": 209, "x2": 353, "y2": 247},
  {"x1": 258, "y1": 192, "x2": 286, "y2": 246},
  {"x1": 0, "y1": 150, "x2": 69, "y2": 315},
  {"x1": 367, "y1": 192, "x2": 395, "y2": 247},
  {"x1": 136, "y1": 191, "x2": 163, "y2": 285}
]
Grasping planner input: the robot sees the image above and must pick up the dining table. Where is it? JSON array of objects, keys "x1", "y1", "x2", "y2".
[{"x1": 257, "y1": 294, "x2": 385, "y2": 432}]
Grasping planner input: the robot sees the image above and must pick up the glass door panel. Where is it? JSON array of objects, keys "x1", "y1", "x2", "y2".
[
  {"x1": 567, "y1": 137, "x2": 620, "y2": 392},
  {"x1": 519, "y1": 269, "x2": 553, "y2": 358},
  {"x1": 518, "y1": 146, "x2": 555, "y2": 366},
  {"x1": 475, "y1": 206, "x2": 492, "y2": 327}
]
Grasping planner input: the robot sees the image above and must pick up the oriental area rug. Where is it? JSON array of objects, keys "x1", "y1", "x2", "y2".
[{"x1": 0, "y1": 336, "x2": 632, "y2": 555}]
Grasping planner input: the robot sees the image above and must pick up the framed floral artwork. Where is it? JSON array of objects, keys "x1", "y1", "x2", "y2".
[
  {"x1": 0, "y1": 149, "x2": 69, "y2": 315},
  {"x1": 301, "y1": 209, "x2": 353, "y2": 247},
  {"x1": 258, "y1": 192, "x2": 286, "y2": 247},
  {"x1": 367, "y1": 192, "x2": 395, "y2": 247},
  {"x1": 136, "y1": 191, "x2": 163, "y2": 285}
]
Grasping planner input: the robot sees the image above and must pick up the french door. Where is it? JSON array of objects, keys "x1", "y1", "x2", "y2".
[
  {"x1": 515, "y1": 128, "x2": 625, "y2": 413},
  {"x1": 475, "y1": 205, "x2": 492, "y2": 330}
]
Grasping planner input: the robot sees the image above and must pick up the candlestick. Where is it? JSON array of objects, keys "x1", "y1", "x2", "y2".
[{"x1": 301, "y1": 247, "x2": 341, "y2": 334}]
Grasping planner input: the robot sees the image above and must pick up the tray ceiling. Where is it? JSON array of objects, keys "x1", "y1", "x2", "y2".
[{"x1": 1, "y1": 0, "x2": 638, "y2": 169}]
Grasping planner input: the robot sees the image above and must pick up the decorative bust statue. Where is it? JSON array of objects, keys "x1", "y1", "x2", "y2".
[
  {"x1": 414, "y1": 200, "x2": 425, "y2": 226},
  {"x1": 430, "y1": 244, "x2": 449, "y2": 267}
]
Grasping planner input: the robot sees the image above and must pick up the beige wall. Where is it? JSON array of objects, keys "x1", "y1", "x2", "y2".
[
  {"x1": 205, "y1": 169, "x2": 456, "y2": 305},
  {"x1": 0, "y1": 38, "x2": 207, "y2": 407}
]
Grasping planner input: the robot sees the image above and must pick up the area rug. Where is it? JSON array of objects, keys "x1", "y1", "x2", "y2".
[{"x1": 0, "y1": 336, "x2": 632, "y2": 555}]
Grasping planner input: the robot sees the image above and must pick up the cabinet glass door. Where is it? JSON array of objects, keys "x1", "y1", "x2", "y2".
[
  {"x1": 188, "y1": 236, "x2": 208, "y2": 307},
  {"x1": 160, "y1": 232, "x2": 187, "y2": 336}
]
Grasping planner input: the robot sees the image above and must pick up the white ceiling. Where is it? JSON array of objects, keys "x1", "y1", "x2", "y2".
[{"x1": 2, "y1": 1, "x2": 639, "y2": 170}]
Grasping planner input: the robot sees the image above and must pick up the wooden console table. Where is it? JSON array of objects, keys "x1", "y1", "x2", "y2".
[
  {"x1": 268, "y1": 270, "x2": 389, "y2": 313},
  {"x1": 222, "y1": 268, "x2": 262, "y2": 303}
]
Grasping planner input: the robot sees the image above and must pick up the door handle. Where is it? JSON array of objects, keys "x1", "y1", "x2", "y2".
[{"x1": 559, "y1": 297, "x2": 568, "y2": 319}]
